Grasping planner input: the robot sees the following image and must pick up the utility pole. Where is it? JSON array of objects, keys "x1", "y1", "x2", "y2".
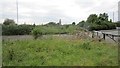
[
  {"x1": 118, "y1": 1, "x2": 120, "y2": 21},
  {"x1": 113, "y1": 12, "x2": 114, "y2": 22},
  {"x1": 16, "y1": 0, "x2": 18, "y2": 23}
]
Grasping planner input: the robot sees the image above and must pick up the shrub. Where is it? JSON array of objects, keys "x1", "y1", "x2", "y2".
[
  {"x1": 88, "y1": 22, "x2": 116, "y2": 31},
  {"x1": 106, "y1": 23, "x2": 116, "y2": 29},
  {"x1": 32, "y1": 27, "x2": 43, "y2": 39},
  {"x1": 3, "y1": 18, "x2": 15, "y2": 25},
  {"x1": 88, "y1": 24, "x2": 98, "y2": 31},
  {"x1": 114, "y1": 22, "x2": 120, "y2": 27},
  {"x1": 2, "y1": 25, "x2": 33, "y2": 35},
  {"x1": 100, "y1": 25, "x2": 108, "y2": 30}
]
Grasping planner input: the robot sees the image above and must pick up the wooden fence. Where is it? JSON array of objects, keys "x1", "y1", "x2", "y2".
[{"x1": 92, "y1": 30, "x2": 120, "y2": 43}]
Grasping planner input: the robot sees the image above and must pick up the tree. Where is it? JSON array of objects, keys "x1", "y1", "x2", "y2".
[
  {"x1": 110, "y1": 19, "x2": 112, "y2": 23},
  {"x1": 85, "y1": 13, "x2": 115, "y2": 31},
  {"x1": 33, "y1": 23, "x2": 36, "y2": 27},
  {"x1": 103, "y1": 13, "x2": 108, "y2": 21},
  {"x1": 72, "y1": 22, "x2": 75, "y2": 25},
  {"x1": 86, "y1": 14, "x2": 98, "y2": 24},
  {"x1": 46, "y1": 22, "x2": 57, "y2": 26},
  {"x1": 3, "y1": 18, "x2": 15, "y2": 25},
  {"x1": 77, "y1": 20, "x2": 85, "y2": 27},
  {"x1": 98, "y1": 13, "x2": 109, "y2": 24}
]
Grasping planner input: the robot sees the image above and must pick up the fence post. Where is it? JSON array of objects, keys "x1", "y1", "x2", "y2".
[
  {"x1": 103, "y1": 33, "x2": 105, "y2": 40},
  {"x1": 97, "y1": 32, "x2": 98, "y2": 36},
  {"x1": 92, "y1": 31, "x2": 94, "y2": 38}
]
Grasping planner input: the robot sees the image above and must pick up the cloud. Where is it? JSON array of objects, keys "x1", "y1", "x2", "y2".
[{"x1": 1, "y1": 0, "x2": 119, "y2": 24}]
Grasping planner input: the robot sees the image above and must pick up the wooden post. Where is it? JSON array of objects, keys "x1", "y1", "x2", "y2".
[
  {"x1": 112, "y1": 35, "x2": 114, "y2": 40},
  {"x1": 103, "y1": 33, "x2": 105, "y2": 40},
  {"x1": 92, "y1": 31, "x2": 94, "y2": 38},
  {"x1": 97, "y1": 32, "x2": 98, "y2": 36}
]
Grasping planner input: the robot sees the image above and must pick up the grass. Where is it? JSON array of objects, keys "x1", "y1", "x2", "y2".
[
  {"x1": 2, "y1": 36, "x2": 118, "y2": 66},
  {"x1": 32, "y1": 25, "x2": 83, "y2": 35}
]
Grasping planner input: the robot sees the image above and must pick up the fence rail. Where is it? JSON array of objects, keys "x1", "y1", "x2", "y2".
[{"x1": 92, "y1": 30, "x2": 120, "y2": 43}]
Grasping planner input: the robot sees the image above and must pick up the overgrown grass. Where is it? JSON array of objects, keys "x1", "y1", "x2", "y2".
[
  {"x1": 2, "y1": 36, "x2": 118, "y2": 66},
  {"x1": 32, "y1": 25, "x2": 83, "y2": 35}
]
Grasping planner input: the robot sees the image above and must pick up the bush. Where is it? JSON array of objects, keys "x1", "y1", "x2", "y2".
[
  {"x1": 2, "y1": 25, "x2": 33, "y2": 35},
  {"x1": 32, "y1": 28, "x2": 43, "y2": 39},
  {"x1": 3, "y1": 18, "x2": 15, "y2": 25},
  {"x1": 88, "y1": 24, "x2": 98, "y2": 31},
  {"x1": 77, "y1": 21, "x2": 85, "y2": 27},
  {"x1": 106, "y1": 23, "x2": 116, "y2": 29},
  {"x1": 88, "y1": 22, "x2": 116, "y2": 31},
  {"x1": 114, "y1": 22, "x2": 120, "y2": 27},
  {"x1": 31, "y1": 25, "x2": 80, "y2": 39},
  {"x1": 99, "y1": 25, "x2": 108, "y2": 30}
]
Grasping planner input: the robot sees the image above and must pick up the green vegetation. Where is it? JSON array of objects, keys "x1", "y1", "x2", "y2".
[
  {"x1": 32, "y1": 25, "x2": 82, "y2": 39},
  {"x1": 2, "y1": 24, "x2": 34, "y2": 35},
  {"x1": 3, "y1": 36, "x2": 118, "y2": 66},
  {"x1": 114, "y1": 21, "x2": 120, "y2": 27},
  {"x1": 72, "y1": 22, "x2": 76, "y2": 25},
  {"x1": 2, "y1": 13, "x2": 119, "y2": 66},
  {"x1": 2, "y1": 19, "x2": 81, "y2": 36},
  {"x1": 3, "y1": 18, "x2": 16, "y2": 25},
  {"x1": 2, "y1": 13, "x2": 119, "y2": 36},
  {"x1": 77, "y1": 20, "x2": 85, "y2": 27},
  {"x1": 78, "y1": 13, "x2": 116, "y2": 31}
]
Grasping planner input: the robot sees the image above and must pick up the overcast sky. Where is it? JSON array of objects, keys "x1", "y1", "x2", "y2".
[{"x1": 0, "y1": 0, "x2": 119, "y2": 25}]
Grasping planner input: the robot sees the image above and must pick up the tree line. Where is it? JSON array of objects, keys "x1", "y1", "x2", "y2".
[
  {"x1": 2, "y1": 18, "x2": 34, "y2": 35},
  {"x1": 2, "y1": 13, "x2": 120, "y2": 36},
  {"x1": 77, "y1": 13, "x2": 119, "y2": 31}
]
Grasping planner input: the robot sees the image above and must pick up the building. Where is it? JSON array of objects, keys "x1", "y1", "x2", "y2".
[{"x1": 118, "y1": 1, "x2": 120, "y2": 21}]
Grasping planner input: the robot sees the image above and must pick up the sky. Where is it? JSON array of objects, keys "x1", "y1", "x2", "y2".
[{"x1": 0, "y1": 0, "x2": 119, "y2": 25}]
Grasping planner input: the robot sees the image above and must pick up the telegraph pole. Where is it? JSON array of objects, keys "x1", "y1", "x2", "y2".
[
  {"x1": 16, "y1": 0, "x2": 18, "y2": 23},
  {"x1": 118, "y1": 1, "x2": 120, "y2": 21},
  {"x1": 113, "y1": 12, "x2": 114, "y2": 22}
]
